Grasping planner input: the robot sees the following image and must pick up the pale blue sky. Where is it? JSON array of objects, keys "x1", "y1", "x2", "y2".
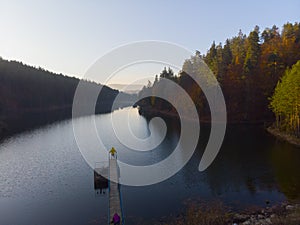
[{"x1": 0, "y1": 0, "x2": 299, "y2": 84}]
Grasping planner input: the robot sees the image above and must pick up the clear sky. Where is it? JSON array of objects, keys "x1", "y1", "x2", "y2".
[{"x1": 0, "y1": 0, "x2": 299, "y2": 84}]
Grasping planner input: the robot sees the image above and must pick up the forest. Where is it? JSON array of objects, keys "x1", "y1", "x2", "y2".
[
  {"x1": 137, "y1": 22, "x2": 300, "y2": 137},
  {"x1": 0, "y1": 58, "x2": 135, "y2": 136}
]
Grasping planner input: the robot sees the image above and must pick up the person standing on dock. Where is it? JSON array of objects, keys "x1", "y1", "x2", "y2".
[
  {"x1": 109, "y1": 147, "x2": 117, "y2": 158},
  {"x1": 111, "y1": 213, "x2": 120, "y2": 225}
]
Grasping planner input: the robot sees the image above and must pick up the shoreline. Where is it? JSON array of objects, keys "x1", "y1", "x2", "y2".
[
  {"x1": 0, "y1": 121, "x2": 7, "y2": 137},
  {"x1": 138, "y1": 106, "x2": 271, "y2": 125},
  {"x1": 0, "y1": 102, "x2": 133, "y2": 140},
  {"x1": 230, "y1": 202, "x2": 300, "y2": 225},
  {"x1": 139, "y1": 107, "x2": 300, "y2": 147},
  {"x1": 155, "y1": 201, "x2": 300, "y2": 225},
  {"x1": 267, "y1": 126, "x2": 300, "y2": 147}
]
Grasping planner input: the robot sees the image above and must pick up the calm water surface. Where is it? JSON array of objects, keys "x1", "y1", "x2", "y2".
[{"x1": 0, "y1": 107, "x2": 299, "y2": 224}]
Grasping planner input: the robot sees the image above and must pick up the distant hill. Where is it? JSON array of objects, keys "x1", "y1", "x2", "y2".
[
  {"x1": 108, "y1": 83, "x2": 144, "y2": 94},
  {"x1": 0, "y1": 57, "x2": 135, "y2": 137}
]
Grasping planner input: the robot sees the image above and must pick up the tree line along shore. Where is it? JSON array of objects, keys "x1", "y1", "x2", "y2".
[
  {"x1": 0, "y1": 58, "x2": 136, "y2": 138},
  {"x1": 137, "y1": 22, "x2": 300, "y2": 145}
]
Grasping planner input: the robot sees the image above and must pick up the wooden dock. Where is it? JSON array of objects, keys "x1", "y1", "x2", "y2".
[{"x1": 109, "y1": 157, "x2": 123, "y2": 224}]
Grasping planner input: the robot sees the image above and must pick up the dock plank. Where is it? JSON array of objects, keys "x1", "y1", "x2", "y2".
[{"x1": 109, "y1": 158, "x2": 123, "y2": 224}]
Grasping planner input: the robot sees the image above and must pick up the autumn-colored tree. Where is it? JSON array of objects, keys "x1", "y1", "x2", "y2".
[
  {"x1": 270, "y1": 60, "x2": 300, "y2": 136},
  {"x1": 137, "y1": 22, "x2": 300, "y2": 123}
]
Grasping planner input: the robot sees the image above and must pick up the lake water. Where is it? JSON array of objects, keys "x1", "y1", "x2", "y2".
[{"x1": 0, "y1": 107, "x2": 299, "y2": 224}]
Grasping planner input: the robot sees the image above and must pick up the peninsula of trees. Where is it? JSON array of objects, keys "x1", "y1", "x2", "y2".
[{"x1": 137, "y1": 22, "x2": 300, "y2": 138}]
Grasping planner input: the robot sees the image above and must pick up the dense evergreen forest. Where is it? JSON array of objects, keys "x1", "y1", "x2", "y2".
[
  {"x1": 137, "y1": 22, "x2": 300, "y2": 135},
  {"x1": 0, "y1": 58, "x2": 135, "y2": 136}
]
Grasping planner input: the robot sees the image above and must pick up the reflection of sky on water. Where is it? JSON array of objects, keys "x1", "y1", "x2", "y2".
[{"x1": 0, "y1": 108, "x2": 299, "y2": 224}]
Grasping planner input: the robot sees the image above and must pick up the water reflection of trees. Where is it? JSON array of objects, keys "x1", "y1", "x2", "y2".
[
  {"x1": 207, "y1": 127, "x2": 275, "y2": 195},
  {"x1": 141, "y1": 116, "x2": 300, "y2": 203},
  {"x1": 270, "y1": 142, "x2": 300, "y2": 201},
  {"x1": 183, "y1": 125, "x2": 298, "y2": 200}
]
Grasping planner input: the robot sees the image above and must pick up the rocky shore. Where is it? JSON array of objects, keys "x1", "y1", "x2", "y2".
[
  {"x1": 154, "y1": 202, "x2": 300, "y2": 225},
  {"x1": 231, "y1": 202, "x2": 300, "y2": 225},
  {"x1": 267, "y1": 126, "x2": 300, "y2": 147}
]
